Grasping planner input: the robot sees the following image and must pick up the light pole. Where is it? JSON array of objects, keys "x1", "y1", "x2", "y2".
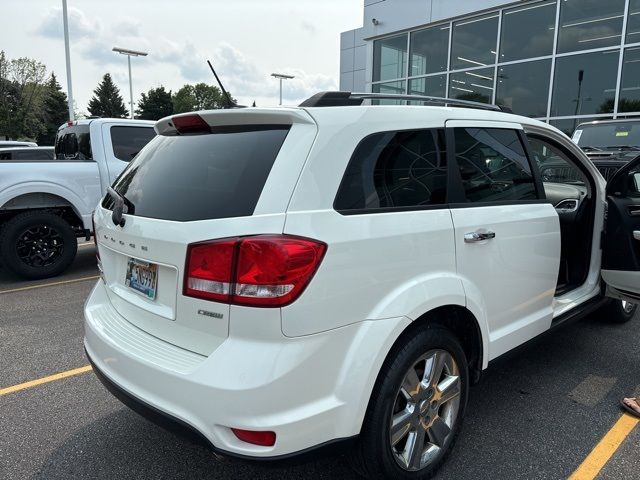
[
  {"x1": 271, "y1": 73, "x2": 295, "y2": 106},
  {"x1": 62, "y1": 0, "x2": 74, "y2": 121},
  {"x1": 112, "y1": 47, "x2": 148, "y2": 119}
]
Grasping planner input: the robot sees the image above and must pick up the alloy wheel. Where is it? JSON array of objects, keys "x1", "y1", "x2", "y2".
[
  {"x1": 389, "y1": 349, "x2": 461, "y2": 471},
  {"x1": 15, "y1": 225, "x2": 65, "y2": 268}
]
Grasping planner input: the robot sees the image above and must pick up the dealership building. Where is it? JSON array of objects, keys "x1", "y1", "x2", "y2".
[{"x1": 340, "y1": 0, "x2": 640, "y2": 134}]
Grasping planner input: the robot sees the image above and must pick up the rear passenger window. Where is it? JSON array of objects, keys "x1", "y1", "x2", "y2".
[
  {"x1": 454, "y1": 128, "x2": 538, "y2": 202},
  {"x1": 110, "y1": 126, "x2": 156, "y2": 162},
  {"x1": 335, "y1": 129, "x2": 447, "y2": 212}
]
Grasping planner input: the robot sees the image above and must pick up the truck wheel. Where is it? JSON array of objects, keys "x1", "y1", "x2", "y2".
[
  {"x1": 350, "y1": 327, "x2": 468, "y2": 480},
  {"x1": 0, "y1": 211, "x2": 78, "y2": 280},
  {"x1": 601, "y1": 298, "x2": 638, "y2": 324}
]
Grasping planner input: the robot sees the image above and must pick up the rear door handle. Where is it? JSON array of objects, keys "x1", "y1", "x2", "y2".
[
  {"x1": 634, "y1": 231, "x2": 640, "y2": 241},
  {"x1": 464, "y1": 230, "x2": 496, "y2": 243}
]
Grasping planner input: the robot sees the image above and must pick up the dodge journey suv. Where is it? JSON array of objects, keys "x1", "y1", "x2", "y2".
[{"x1": 85, "y1": 92, "x2": 640, "y2": 479}]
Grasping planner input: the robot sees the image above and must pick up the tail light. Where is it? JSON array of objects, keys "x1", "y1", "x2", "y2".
[{"x1": 184, "y1": 235, "x2": 326, "y2": 307}]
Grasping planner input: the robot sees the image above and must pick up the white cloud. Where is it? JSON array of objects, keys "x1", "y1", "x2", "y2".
[{"x1": 37, "y1": 6, "x2": 100, "y2": 39}]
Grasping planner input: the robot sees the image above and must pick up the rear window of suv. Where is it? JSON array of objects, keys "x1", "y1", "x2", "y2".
[{"x1": 102, "y1": 125, "x2": 290, "y2": 222}]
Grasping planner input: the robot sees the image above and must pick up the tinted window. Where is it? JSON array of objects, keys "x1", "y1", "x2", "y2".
[
  {"x1": 409, "y1": 75, "x2": 447, "y2": 99},
  {"x1": 111, "y1": 126, "x2": 156, "y2": 162},
  {"x1": 54, "y1": 125, "x2": 92, "y2": 160},
  {"x1": 627, "y1": 0, "x2": 640, "y2": 43},
  {"x1": 103, "y1": 126, "x2": 289, "y2": 222},
  {"x1": 574, "y1": 121, "x2": 640, "y2": 149},
  {"x1": 528, "y1": 136, "x2": 586, "y2": 185},
  {"x1": 373, "y1": 34, "x2": 408, "y2": 82},
  {"x1": 500, "y1": 1, "x2": 556, "y2": 62},
  {"x1": 410, "y1": 25, "x2": 449, "y2": 76},
  {"x1": 449, "y1": 67, "x2": 494, "y2": 104},
  {"x1": 496, "y1": 59, "x2": 551, "y2": 117},
  {"x1": 454, "y1": 128, "x2": 538, "y2": 202},
  {"x1": 0, "y1": 152, "x2": 12, "y2": 160},
  {"x1": 551, "y1": 51, "x2": 619, "y2": 117},
  {"x1": 450, "y1": 14, "x2": 498, "y2": 70},
  {"x1": 557, "y1": 0, "x2": 624, "y2": 53},
  {"x1": 372, "y1": 81, "x2": 406, "y2": 105},
  {"x1": 13, "y1": 149, "x2": 54, "y2": 160},
  {"x1": 618, "y1": 47, "x2": 640, "y2": 114},
  {"x1": 335, "y1": 129, "x2": 447, "y2": 211}
]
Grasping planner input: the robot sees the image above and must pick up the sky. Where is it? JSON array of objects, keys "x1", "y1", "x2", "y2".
[{"x1": 2, "y1": 0, "x2": 363, "y2": 114}]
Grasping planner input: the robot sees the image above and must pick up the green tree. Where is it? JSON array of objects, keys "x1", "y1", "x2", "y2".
[
  {"x1": 87, "y1": 73, "x2": 128, "y2": 118},
  {"x1": 0, "y1": 52, "x2": 48, "y2": 140},
  {"x1": 172, "y1": 83, "x2": 235, "y2": 113},
  {"x1": 136, "y1": 86, "x2": 173, "y2": 120},
  {"x1": 37, "y1": 73, "x2": 69, "y2": 145}
]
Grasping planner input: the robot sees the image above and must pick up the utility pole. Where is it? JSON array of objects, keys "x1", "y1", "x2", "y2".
[{"x1": 62, "y1": 0, "x2": 74, "y2": 121}]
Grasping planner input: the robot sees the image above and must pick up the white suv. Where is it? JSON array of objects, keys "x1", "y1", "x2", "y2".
[{"x1": 84, "y1": 92, "x2": 640, "y2": 479}]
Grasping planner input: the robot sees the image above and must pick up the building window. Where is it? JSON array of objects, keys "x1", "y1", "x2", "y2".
[
  {"x1": 496, "y1": 59, "x2": 551, "y2": 117},
  {"x1": 410, "y1": 25, "x2": 450, "y2": 76},
  {"x1": 409, "y1": 75, "x2": 447, "y2": 99},
  {"x1": 454, "y1": 128, "x2": 538, "y2": 203},
  {"x1": 557, "y1": 0, "x2": 625, "y2": 53},
  {"x1": 619, "y1": 47, "x2": 640, "y2": 113},
  {"x1": 550, "y1": 50, "x2": 619, "y2": 117},
  {"x1": 334, "y1": 129, "x2": 448, "y2": 211},
  {"x1": 500, "y1": 1, "x2": 556, "y2": 62},
  {"x1": 373, "y1": 34, "x2": 408, "y2": 82},
  {"x1": 627, "y1": 0, "x2": 640, "y2": 43},
  {"x1": 372, "y1": 80, "x2": 406, "y2": 104},
  {"x1": 451, "y1": 14, "x2": 498, "y2": 70},
  {"x1": 449, "y1": 68, "x2": 494, "y2": 104}
]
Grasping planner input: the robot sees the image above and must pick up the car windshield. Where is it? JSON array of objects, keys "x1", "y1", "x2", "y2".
[{"x1": 573, "y1": 121, "x2": 640, "y2": 150}]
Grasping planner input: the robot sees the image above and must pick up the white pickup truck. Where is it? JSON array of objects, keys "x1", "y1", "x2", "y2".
[{"x1": 0, "y1": 118, "x2": 155, "y2": 279}]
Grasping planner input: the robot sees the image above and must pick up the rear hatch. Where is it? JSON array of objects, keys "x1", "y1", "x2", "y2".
[{"x1": 95, "y1": 109, "x2": 317, "y2": 355}]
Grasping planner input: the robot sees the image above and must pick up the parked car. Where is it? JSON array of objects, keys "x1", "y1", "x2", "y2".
[
  {"x1": 85, "y1": 93, "x2": 640, "y2": 480},
  {"x1": 0, "y1": 140, "x2": 37, "y2": 147},
  {"x1": 0, "y1": 118, "x2": 155, "y2": 279},
  {"x1": 0, "y1": 146, "x2": 54, "y2": 161}
]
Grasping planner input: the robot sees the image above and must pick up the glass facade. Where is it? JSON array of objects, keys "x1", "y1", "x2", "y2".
[{"x1": 371, "y1": 0, "x2": 640, "y2": 135}]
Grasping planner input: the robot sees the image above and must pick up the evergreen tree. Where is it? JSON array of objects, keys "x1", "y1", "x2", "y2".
[
  {"x1": 135, "y1": 86, "x2": 173, "y2": 120},
  {"x1": 87, "y1": 73, "x2": 128, "y2": 118},
  {"x1": 37, "y1": 73, "x2": 68, "y2": 145}
]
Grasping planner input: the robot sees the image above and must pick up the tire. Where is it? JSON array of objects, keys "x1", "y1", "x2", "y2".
[
  {"x1": 350, "y1": 327, "x2": 469, "y2": 480},
  {"x1": 600, "y1": 298, "x2": 638, "y2": 324},
  {"x1": 0, "y1": 211, "x2": 78, "y2": 280}
]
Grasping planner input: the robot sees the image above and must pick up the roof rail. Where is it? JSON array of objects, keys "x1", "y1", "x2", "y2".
[{"x1": 299, "y1": 91, "x2": 510, "y2": 112}]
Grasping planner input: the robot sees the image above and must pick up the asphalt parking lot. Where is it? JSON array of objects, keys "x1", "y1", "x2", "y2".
[{"x1": 1, "y1": 245, "x2": 639, "y2": 479}]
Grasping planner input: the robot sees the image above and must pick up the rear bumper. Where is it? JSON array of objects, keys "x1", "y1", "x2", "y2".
[{"x1": 84, "y1": 280, "x2": 410, "y2": 458}]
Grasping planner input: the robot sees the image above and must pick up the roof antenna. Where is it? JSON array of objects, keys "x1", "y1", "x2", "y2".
[{"x1": 207, "y1": 59, "x2": 238, "y2": 109}]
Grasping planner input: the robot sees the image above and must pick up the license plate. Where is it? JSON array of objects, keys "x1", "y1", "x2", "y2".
[{"x1": 125, "y1": 258, "x2": 158, "y2": 300}]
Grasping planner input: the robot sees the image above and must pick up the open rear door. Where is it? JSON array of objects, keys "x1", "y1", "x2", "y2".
[{"x1": 602, "y1": 155, "x2": 640, "y2": 301}]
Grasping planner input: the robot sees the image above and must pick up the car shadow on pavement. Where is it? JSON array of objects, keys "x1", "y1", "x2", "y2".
[{"x1": 33, "y1": 406, "x2": 359, "y2": 480}]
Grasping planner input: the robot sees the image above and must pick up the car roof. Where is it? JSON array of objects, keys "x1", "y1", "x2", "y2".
[{"x1": 57, "y1": 118, "x2": 156, "y2": 130}]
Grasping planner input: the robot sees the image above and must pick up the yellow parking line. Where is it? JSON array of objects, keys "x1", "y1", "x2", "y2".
[
  {"x1": 0, "y1": 365, "x2": 92, "y2": 396},
  {"x1": 0, "y1": 275, "x2": 99, "y2": 294},
  {"x1": 568, "y1": 413, "x2": 639, "y2": 479}
]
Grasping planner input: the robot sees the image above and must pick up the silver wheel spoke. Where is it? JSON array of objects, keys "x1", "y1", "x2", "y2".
[
  {"x1": 438, "y1": 375, "x2": 461, "y2": 404},
  {"x1": 390, "y1": 410, "x2": 413, "y2": 446},
  {"x1": 401, "y1": 367, "x2": 421, "y2": 399},
  {"x1": 427, "y1": 416, "x2": 451, "y2": 447},
  {"x1": 407, "y1": 427, "x2": 426, "y2": 470},
  {"x1": 424, "y1": 351, "x2": 446, "y2": 387}
]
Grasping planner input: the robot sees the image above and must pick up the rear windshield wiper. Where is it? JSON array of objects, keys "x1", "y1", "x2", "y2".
[{"x1": 107, "y1": 187, "x2": 129, "y2": 226}]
